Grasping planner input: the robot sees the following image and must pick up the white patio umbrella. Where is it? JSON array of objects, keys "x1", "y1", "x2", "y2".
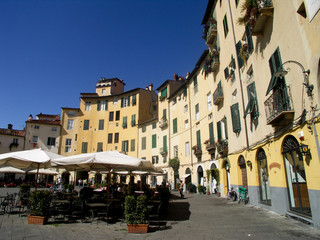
[
  {"x1": 51, "y1": 151, "x2": 157, "y2": 202},
  {"x1": 0, "y1": 148, "x2": 62, "y2": 189},
  {"x1": 28, "y1": 168, "x2": 59, "y2": 175},
  {"x1": 0, "y1": 166, "x2": 26, "y2": 174}
]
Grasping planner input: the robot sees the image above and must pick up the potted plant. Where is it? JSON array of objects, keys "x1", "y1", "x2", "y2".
[
  {"x1": 28, "y1": 190, "x2": 52, "y2": 224},
  {"x1": 19, "y1": 183, "x2": 31, "y2": 206},
  {"x1": 169, "y1": 158, "x2": 180, "y2": 171},
  {"x1": 125, "y1": 195, "x2": 149, "y2": 233}
]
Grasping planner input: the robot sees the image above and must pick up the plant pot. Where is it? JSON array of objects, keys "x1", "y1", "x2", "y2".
[
  {"x1": 206, "y1": 191, "x2": 210, "y2": 195},
  {"x1": 28, "y1": 215, "x2": 48, "y2": 225},
  {"x1": 127, "y1": 224, "x2": 149, "y2": 233}
]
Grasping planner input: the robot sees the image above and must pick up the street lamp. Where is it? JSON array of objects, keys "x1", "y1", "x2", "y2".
[{"x1": 274, "y1": 60, "x2": 313, "y2": 97}]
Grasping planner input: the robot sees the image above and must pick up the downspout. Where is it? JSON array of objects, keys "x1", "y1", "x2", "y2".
[
  {"x1": 228, "y1": 0, "x2": 250, "y2": 150},
  {"x1": 188, "y1": 83, "x2": 194, "y2": 167}
]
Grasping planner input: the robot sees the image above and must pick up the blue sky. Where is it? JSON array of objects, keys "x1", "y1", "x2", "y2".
[{"x1": 0, "y1": 0, "x2": 208, "y2": 129}]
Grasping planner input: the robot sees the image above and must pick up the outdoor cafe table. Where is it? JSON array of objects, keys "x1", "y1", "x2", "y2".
[{"x1": 85, "y1": 203, "x2": 109, "y2": 223}]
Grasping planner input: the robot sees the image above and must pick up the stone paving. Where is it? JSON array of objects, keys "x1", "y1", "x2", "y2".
[{"x1": 1, "y1": 188, "x2": 320, "y2": 240}]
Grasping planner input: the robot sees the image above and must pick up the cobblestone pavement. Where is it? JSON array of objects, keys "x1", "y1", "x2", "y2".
[{"x1": 1, "y1": 188, "x2": 320, "y2": 240}]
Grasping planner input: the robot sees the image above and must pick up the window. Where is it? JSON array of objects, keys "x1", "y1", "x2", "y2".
[
  {"x1": 34, "y1": 125, "x2": 39, "y2": 129},
  {"x1": 121, "y1": 140, "x2": 128, "y2": 153},
  {"x1": 121, "y1": 97, "x2": 130, "y2": 108},
  {"x1": 13, "y1": 138, "x2": 18, "y2": 144},
  {"x1": 108, "y1": 133, "x2": 113, "y2": 144},
  {"x1": 32, "y1": 136, "x2": 38, "y2": 143},
  {"x1": 130, "y1": 139, "x2": 135, "y2": 151},
  {"x1": 98, "y1": 119, "x2": 104, "y2": 130},
  {"x1": 152, "y1": 123, "x2": 157, "y2": 129},
  {"x1": 224, "y1": 66, "x2": 230, "y2": 80},
  {"x1": 81, "y1": 142, "x2": 88, "y2": 153},
  {"x1": 97, "y1": 101, "x2": 101, "y2": 111},
  {"x1": 231, "y1": 103, "x2": 241, "y2": 133},
  {"x1": 161, "y1": 87, "x2": 167, "y2": 98},
  {"x1": 101, "y1": 100, "x2": 108, "y2": 110},
  {"x1": 184, "y1": 104, "x2": 188, "y2": 113},
  {"x1": 185, "y1": 119, "x2": 189, "y2": 129},
  {"x1": 152, "y1": 134, "x2": 157, "y2": 148},
  {"x1": 235, "y1": 0, "x2": 239, "y2": 7},
  {"x1": 67, "y1": 120, "x2": 74, "y2": 130},
  {"x1": 68, "y1": 111, "x2": 74, "y2": 116},
  {"x1": 102, "y1": 89, "x2": 106, "y2": 95},
  {"x1": 163, "y1": 135, "x2": 167, "y2": 152},
  {"x1": 122, "y1": 116, "x2": 127, "y2": 128},
  {"x1": 208, "y1": 113, "x2": 213, "y2": 120},
  {"x1": 196, "y1": 130, "x2": 201, "y2": 149},
  {"x1": 195, "y1": 104, "x2": 200, "y2": 120},
  {"x1": 245, "y1": 82, "x2": 259, "y2": 120},
  {"x1": 47, "y1": 137, "x2": 55, "y2": 146},
  {"x1": 152, "y1": 156, "x2": 159, "y2": 164},
  {"x1": 223, "y1": 14, "x2": 229, "y2": 38},
  {"x1": 162, "y1": 109, "x2": 167, "y2": 120},
  {"x1": 185, "y1": 142, "x2": 190, "y2": 157},
  {"x1": 236, "y1": 40, "x2": 244, "y2": 68},
  {"x1": 142, "y1": 126, "x2": 146, "y2": 133},
  {"x1": 65, "y1": 139, "x2": 71, "y2": 153},
  {"x1": 174, "y1": 145, "x2": 178, "y2": 158},
  {"x1": 131, "y1": 114, "x2": 136, "y2": 126},
  {"x1": 209, "y1": 122, "x2": 215, "y2": 144},
  {"x1": 173, "y1": 118, "x2": 178, "y2": 134},
  {"x1": 83, "y1": 120, "x2": 89, "y2": 130},
  {"x1": 109, "y1": 112, "x2": 114, "y2": 121},
  {"x1": 194, "y1": 77, "x2": 198, "y2": 93},
  {"x1": 132, "y1": 94, "x2": 137, "y2": 106},
  {"x1": 85, "y1": 102, "x2": 91, "y2": 111},
  {"x1": 114, "y1": 133, "x2": 119, "y2": 143},
  {"x1": 217, "y1": 117, "x2": 228, "y2": 140},
  {"x1": 141, "y1": 137, "x2": 146, "y2": 150},
  {"x1": 97, "y1": 142, "x2": 103, "y2": 152},
  {"x1": 113, "y1": 98, "x2": 118, "y2": 104},
  {"x1": 116, "y1": 111, "x2": 120, "y2": 121},
  {"x1": 207, "y1": 92, "x2": 212, "y2": 111},
  {"x1": 245, "y1": 25, "x2": 254, "y2": 55},
  {"x1": 51, "y1": 127, "x2": 57, "y2": 131}
]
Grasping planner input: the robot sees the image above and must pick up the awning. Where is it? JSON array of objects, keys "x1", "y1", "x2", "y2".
[{"x1": 180, "y1": 174, "x2": 191, "y2": 179}]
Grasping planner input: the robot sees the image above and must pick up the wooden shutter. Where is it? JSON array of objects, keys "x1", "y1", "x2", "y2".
[
  {"x1": 163, "y1": 135, "x2": 167, "y2": 151},
  {"x1": 217, "y1": 121, "x2": 222, "y2": 140},
  {"x1": 196, "y1": 130, "x2": 201, "y2": 149},
  {"x1": 97, "y1": 101, "x2": 101, "y2": 111},
  {"x1": 236, "y1": 41, "x2": 244, "y2": 68},
  {"x1": 209, "y1": 122, "x2": 214, "y2": 144},
  {"x1": 152, "y1": 134, "x2": 157, "y2": 148},
  {"x1": 245, "y1": 24, "x2": 254, "y2": 54},
  {"x1": 173, "y1": 118, "x2": 177, "y2": 134},
  {"x1": 231, "y1": 103, "x2": 241, "y2": 133}
]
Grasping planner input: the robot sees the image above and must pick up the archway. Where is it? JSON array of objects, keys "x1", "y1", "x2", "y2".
[
  {"x1": 256, "y1": 148, "x2": 271, "y2": 205},
  {"x1": 282, "y1": 135, "x2": 311, "y2": 216},
  {"x1": 197, "y1": 165, "x2": 203, "y2": 185},
  {"x1": 185, "y1": 168, "x2": 192, "y2": 185},
  {"x1": 238, "y1": 155, "x2": 247, "y2": 189}
]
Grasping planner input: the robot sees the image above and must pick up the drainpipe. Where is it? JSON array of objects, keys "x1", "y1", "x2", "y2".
[
  {"x1": 188, "y1": 83, "x2": 194, "y2": 167},
  {"x1": 228, "y1": 0, "x2": 250, "y2": 150}
]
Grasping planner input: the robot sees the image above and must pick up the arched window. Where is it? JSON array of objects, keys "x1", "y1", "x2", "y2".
[{"x1": 257, "y1": 148, "x2": 271, "y2": 205}]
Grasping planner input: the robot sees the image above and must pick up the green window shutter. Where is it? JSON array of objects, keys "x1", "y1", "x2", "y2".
[
  {"x1": 105, "y1": 100, "x2": 108, "y2": 111},
  {"x1": 161, "y1": 87, "x2": 167, "y2": 97},
  {"x1": 236, "y1": 41, "x2": 244, "y2": 68},
  {"x1": 266, "y1": 47, "x2": 285, "y2": 95},
  {"x1": 163, "y1": 135, "x2": 167, "y2": 151},
  {"x1": 224, "y1": 67, "x2": 229, "y2": 79},
  {"x1": 121, "y1": 98, "x2": 124, "y2": 108},
  {"x1": 245, "y1": 24, "x2": 254, "y2": 54},
  {"x1": 217, "y1": 121, "x2": 222, "y2": 140},
  {"x1": 152, "y1": 134, "x2": 157, "y2": 148},
  {"x1": 246, "y1": 82, "x2": 259, "y2": 118},
  {"x1": 81, "y1": 142, "x2": 88, "y2": 153},
  {"x1": 196, "y1": 130, "x2": 201, "y2": 149},
  {"x1": 97, "y1": 142, "x2": 103, "y2": 152},
  {"x1": 97, "y1": 101, "x2": 101, "y2": 111},
  {"x1": 83, "y1": 120, "x2": 89, "y2": 130},
  {"x1": 127, "y1": 96, "x2": 130, "y2": 106},
  {"x1": 99, "y1": 119, "x2": 104, "y2": 130},
  {"x1": 173, "y1": 118, "x2": 177, "y2": 134},
  {"x1": 163, "y1": 109, "x2": 167, "y2": 120},
  {"x1": 130, "y1": 139, "x2": 135, "y2": 152},
  {"x1": 122, "y1": 116, "x2": 127, "y2": 128},
  {"x1": 142, "y1": 137, "x2": 146, "y2": 150},
  {"x1": 209, "y1": 122, "x2": 214, "y2": 144},
  {"x1": 231, "y1": 103, "x2": 241, "y2": 133},
  {"x1": 121, "y1": 141, "x2": 125, "y2": 152},
  {"x1": 194, "y1": 77, "x2": 198, "y2": 87},
  {"x1": 131, "y1": 114, "x2": 136, "y2": 126},
  {"x1": 132, "y1": 94, "x2": 136, "y2": 105}
]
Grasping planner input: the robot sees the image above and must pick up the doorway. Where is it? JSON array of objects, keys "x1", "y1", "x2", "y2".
[
  {"x1": 282, "y1": 135, "x2": 311, "y2": 216},
  {"x1": 197, "y1": 166, "x2": 203, "y2": 185},
  {"x1": 238, "y1": 156, "x2": 248, "y2": 189}
]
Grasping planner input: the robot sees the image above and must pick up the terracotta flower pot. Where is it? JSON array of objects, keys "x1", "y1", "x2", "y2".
[
  {"x1": 28, "y1": 215, "x2": 48, "y2": 225},
  {"x1": 127, "y1": 224, "x2": 149, "y2": 233}
]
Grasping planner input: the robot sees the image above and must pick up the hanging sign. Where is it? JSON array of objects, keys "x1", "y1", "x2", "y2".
[{"x1": 299, "y1": 144, "x2": 309, "y2": 155}]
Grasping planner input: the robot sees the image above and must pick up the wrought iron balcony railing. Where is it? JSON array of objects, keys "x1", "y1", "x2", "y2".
[{"x1": 213, "y1": 85, "x2": 223, "y2": 105}]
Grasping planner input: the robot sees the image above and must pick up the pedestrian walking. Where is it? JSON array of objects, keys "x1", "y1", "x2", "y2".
[
  {"x1": 212, "y1": 177, "x2": 217, "y2": 194},
  {"x1": 179, "y1": 180, "x2": 184, "y2": 198}
]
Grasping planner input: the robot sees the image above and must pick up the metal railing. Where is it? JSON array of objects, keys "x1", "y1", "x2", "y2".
[{"x1": 213, "y1": 85, "x2": 223, "y2": 104}]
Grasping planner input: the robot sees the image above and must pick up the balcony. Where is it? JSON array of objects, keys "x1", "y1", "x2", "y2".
[
  {"x1": 216, "y1": 140, "x2": 228, "y2": 158},
  {"x1": 192, "y1": 145, "x2": 202, "y2": 158},
  {"x1": 160, "y1": 147, "x2": 167, "y2": 156},
  {"x1": 203, "y1": 52, "x2": 220, "y2": 77},
  {"x1": 206, "y1": 22, "x2": 217, "y2": 46},
  {"x1": 205, "y1": 141, "x2": 216, "y2": 156},
  {"x1": 264, "y1": 86, "x2": 294, "y2": 127},
  {"x1": 213, "y1": 85, "x2": 223, "y2": 105},
  {"x1": 250, "y1": 1, "x2": 274, "y2": 36},
  {"x1": 159, "y1": 118, "x2": 168, "y2": 128}
]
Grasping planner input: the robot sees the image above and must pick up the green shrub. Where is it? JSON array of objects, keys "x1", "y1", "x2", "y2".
[
  {"x1": 124, "y1": 196, "x2": 136, "y2": 224},
  {"x1": 28, "y1": 190, "x2": 52, "y2": 216},
  {"x1": 187, "y1": 183, "x2": 197, "y2": 193},
  {"x1": 124, "y1": 195, "x2": 149, "y2": 224}
]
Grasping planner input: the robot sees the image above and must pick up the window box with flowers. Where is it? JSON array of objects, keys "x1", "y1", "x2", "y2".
[
  {"x1": 216, "y1": 139, "x2": 228, "y2": 157},
  {"x1": 239, "y1": 43, "x2": 249, "y2": 63},
  {"x1": 204, "y1": 139, "x2": 216, "y2": 154},
  {"x1": 192, "y1": 145, "x2": 202, "y2": 157}
]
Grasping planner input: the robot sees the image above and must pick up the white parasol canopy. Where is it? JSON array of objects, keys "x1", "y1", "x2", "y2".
[
  {"x1": 51, "y1": 151, "x2": 156, "y2": 172},
  {"x1": 28, "y1": 168, "x2": 59, "y2": 175},
  {"x1": 0, "y1": 166, "x2": 26, "y2": 174},
  {"x1": 0, "y1": 148, "x2": 61, "y2": 169}
]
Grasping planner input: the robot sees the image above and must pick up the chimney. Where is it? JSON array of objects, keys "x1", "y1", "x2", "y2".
[
  {"x1": 173, "y1": 73, "x2": 178, "y2": 81},
  {"x1": 149, "y1": 83, "x2": 153, "y2": 91},
  {"x1": 186, "y1": 72, "x2": 190, "y2": 79},
  {"x1": 8, "y1": 124, "x2": 13, "y2": 130},
  {"x1": 28, "y1": 114, "x2": 33, "y2": 121}
]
